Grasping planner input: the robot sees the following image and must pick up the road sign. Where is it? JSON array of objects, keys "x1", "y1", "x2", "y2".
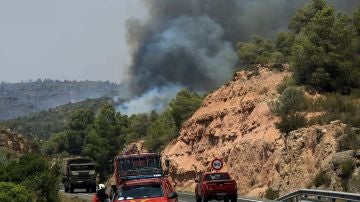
[{"x1": 211, "y1": 159, "x2": 223, "y2": 170}]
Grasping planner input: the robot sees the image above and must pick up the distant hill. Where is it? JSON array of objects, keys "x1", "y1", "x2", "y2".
[
  {"x1": 0, "y1": 97, "x2": 114, "y2": 139},
  {"x1": 0, "y1": 80, "x2": 122, "y2": 120}
]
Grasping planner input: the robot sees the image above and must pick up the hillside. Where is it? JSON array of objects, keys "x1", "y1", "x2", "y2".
[
  {"x1": 0, "y1": 97, "x2": 114, "y2": 139},
  {"x1": 0, "y1": 128, "x2": 37, "y2": 157},
  {"x1": 0, "y1": 80, "x2": 122, "y2": 120},
  {"x1": 163, "y1": 65, "x2": 360, "y2": 197}
]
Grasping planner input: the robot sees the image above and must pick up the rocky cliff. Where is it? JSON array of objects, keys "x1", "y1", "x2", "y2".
[{"x1": 163, "y1": 65, "x2": 359, "y2": 197}]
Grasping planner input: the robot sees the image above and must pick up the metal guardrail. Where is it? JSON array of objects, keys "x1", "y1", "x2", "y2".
[{"x1": 276, "y1": 189, "x2": 360, "y2": 202}]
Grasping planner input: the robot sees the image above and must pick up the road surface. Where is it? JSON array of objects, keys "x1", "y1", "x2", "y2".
[{"x1": 60, "y1": 189, "x2": 264, "y2": 202}]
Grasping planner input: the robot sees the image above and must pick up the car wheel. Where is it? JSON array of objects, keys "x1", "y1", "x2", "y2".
[
  {"x1": 230, "y1": 195, "x2": 237, "y2": 202},
  {"x1": 196, "y1": 195, "x2": 202, "y2": 202},
  {"x1": 92, "y1": 185, "x2": 97, "y2": 193},
  {"x1": 224, "y1": 198, "x2": 229, "y2": 202},
  {"x1": 86, "y1": 187, "x2": 90, "y2": 193},
  {"x1": 69, "y1": 184, "x2": 74, "y2": 193},
  {"x1": 201, "y1": 196, "x2": 208, "y2": 202}
]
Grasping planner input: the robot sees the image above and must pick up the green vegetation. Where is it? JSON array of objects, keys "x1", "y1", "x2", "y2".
[
  {"x1": 0, "y1": 154, "x2": 59, "y2": 202},
  {"x1": 312, "y1": 170, "x2": 331, "y2": 187},
  {"x1": 337, "y1": 128, "x2": 360, "y2": 151},
  {"x1": 169, "y1": 89, "x2": 203, "y2": 129},
  {"x1": 273, "y1": 87, "x2": 308, "y2": 134},
  {"x1": 236, "y1": 35, "x2": 287, "y2": 67},
  {"x1": 0, "y1": 182, "x2": 32, "y2": 202},
  {"x1": 41, "y1": 89, "x2": 203, "y2": 179},
  {"x1": 264, "y1": 187, "x2": 279, "y2": 200},
  {"x1": 291, "y1": 1, "x2": 360, "y2": 92},
  {"x1": 145, "y1": 110, "x2": 178, "y2": 151}
]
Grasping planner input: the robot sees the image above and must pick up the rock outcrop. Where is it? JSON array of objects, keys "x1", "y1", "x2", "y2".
[
  {"x1": 163, "y1": 65, "x2": 357, "y2": 197},
  {"x1": 0, "y1": 128, "x2": 36, "y2": 154}
]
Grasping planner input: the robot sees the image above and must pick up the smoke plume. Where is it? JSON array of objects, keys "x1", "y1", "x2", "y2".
[{"x1": 121, "y1": 0, "x2": 360, "y2": 114}]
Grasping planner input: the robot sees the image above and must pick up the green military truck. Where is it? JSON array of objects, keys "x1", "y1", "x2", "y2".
[{"x1": 62, "y1": 156, "x2": 97, "y2": 193}]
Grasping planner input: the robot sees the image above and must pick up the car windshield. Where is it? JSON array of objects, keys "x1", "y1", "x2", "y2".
[
  {"x1": 70, "y1": 165, "x2": 95, "y2": 171},
  {"x1": 204, "y1": 173, "x2": 230, "y2": 181},
  {"x1": 116, "y1": 183, "x2": 164, "y2": 200}
]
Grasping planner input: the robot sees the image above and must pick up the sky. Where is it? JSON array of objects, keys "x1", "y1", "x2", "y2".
[{"x1": 0, "y1": 0, "x2": 147, "y2": 83}]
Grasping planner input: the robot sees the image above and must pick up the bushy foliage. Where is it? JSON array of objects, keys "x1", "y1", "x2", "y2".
[
  {"x1": 0, "y1": 182, "x2": 32, "y2": 202},
  {"x1": 337, "y1": 129, "x2": 360, "y2": 151},
  {"x1": 275, "y1": 87, "x2": 308, "y2": 114},
  {"x1": 311, "y1": 93, "x2": 360, "y2": 128},
  {"x1": 169, "y1": 89, "x2": 203, "y2": 129},
  {"x1": 264, "y1": 187, "x2": 279, "y2": 200},
  {"x1": 275, "y1": 113, "x2": 307, "y2": 135},
  {"x1": 273, "y1": 87, "x2": 308, "y2": 134},
  {"x1": 145, "y1": 111, "x2": 178, "y2": 151},
  {"x1": 312, "y1": 170, "x2": 331, "y2": 187},
  {"x1": 0, "y1": 154, "x2": 59, "y2": 202},
  {"x1": 276, "y1": 76, "x2": 296, "y2": 94},
  {"x1": 291, "y1": 0, "x2": 360, "y2": 91},
  {"x1": 237, "y1": 35, "x2": 287, "y2": 66}
]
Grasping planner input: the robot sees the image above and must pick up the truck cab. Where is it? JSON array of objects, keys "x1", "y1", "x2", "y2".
[
  {"x1": 111, "y1": 152, "x2": 177, "y2": 202},
  {"x1": 62, "y1": 157, "x2": 97, "y2": 193}
]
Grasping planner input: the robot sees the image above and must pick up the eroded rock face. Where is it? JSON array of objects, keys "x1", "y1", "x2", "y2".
[
  {"x1": 162, "y1": 65, "x2": 350, "y2": 197},
  {"x1": 0, "y1": 128, "x2": 36, "y2": 154}
]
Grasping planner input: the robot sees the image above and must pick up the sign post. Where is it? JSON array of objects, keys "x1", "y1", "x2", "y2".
[{"x1": 211, "y1": 158, "x2": 223, "y2": 171}]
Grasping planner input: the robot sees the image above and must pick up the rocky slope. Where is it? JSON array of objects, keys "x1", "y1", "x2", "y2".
[
  {"x1": 163, "y1": 65, "x2": 359, "y2": 197},
  {"x1": 0, "y1": 128, "x2": 37, "y2": 155}
]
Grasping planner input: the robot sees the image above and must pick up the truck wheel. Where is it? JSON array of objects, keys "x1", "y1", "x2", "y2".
[
  {"x1": 69, "y1": 184, "x2": 74, "y2": 193},
  {"x1": 64, "y1": 184, "x2": 69, "y2": 193},
  {"x1": 91, "y1": 185, "x2": 97, "y2": 193},
  {"x1": 86, "y1": 187, "x2": 90, "y2": 193}
]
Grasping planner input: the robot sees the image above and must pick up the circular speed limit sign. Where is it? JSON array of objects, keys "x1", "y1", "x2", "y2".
[{"x1": 211, "y1": 159, "x2": 223, "y2": 171}]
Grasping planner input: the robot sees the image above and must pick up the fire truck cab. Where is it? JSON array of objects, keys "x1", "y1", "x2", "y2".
[{"x1": 111, "y1": 152, "x2": 177, "y2": 202}]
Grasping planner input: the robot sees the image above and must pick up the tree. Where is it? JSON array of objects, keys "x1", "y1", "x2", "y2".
[
  {"x1": 291, "y1": 2, "x2": 360, "y2": 91},
  {"x1": 145, "y1": 111, "x2": 177, "y2": 151},
  {"x1": 289, "y1": 0, "x2": 326, "y2": 34},
  {"x1": 169, "y1": 89, "x2": 203, "y2": 129},
  {"x1": 276, "y1": 32, "x2": 295, "y2": 58},
  {"x1": 237, "y1": 35, "x2": 285, "y2": 66}
]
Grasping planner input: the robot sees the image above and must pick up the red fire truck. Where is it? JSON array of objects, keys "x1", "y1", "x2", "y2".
[{"x1": 110, "y1": 152, "x2": 178, "y2": 202}]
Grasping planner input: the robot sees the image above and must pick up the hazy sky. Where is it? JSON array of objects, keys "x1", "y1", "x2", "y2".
[{"x1": 0, "y1": 0, "x2": 147, "y2": 83}]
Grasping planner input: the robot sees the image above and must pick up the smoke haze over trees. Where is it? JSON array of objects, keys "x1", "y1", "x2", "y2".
[{"x1": 125, "y1": 0, "x2": 360, "y2": 96}]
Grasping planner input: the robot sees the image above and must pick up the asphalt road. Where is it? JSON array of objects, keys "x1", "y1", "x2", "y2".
[{"x1": 60, "y1": 189, "x2": 263, "y2": 202}]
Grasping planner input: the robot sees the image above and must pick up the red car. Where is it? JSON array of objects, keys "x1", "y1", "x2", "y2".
[
  {"x1": 111, "y1": 177, "x2": 178, "y2": 202},
  {"x1": 195, "y1": 172, "x2": 237, "y2": 202}
]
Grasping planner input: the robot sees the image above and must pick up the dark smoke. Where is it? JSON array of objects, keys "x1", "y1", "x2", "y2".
[{"x1": 121, "y1": 0, "x2": 360, "y2": 114}]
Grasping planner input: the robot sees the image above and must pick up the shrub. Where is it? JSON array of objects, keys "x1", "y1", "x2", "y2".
[
  {"x1": 313, "y1": 170, "x2": 331, "y2": 187},
  {"x1": 276, "y1": 76, "x2": 296, "y2": 94},
  {"x1": 275, "y1": 87, "x2": 308, "y2": 115},
  {"x1": 340, "y1": 160, "x2": 355, "y2": 179},
  {"x1": 0, "y1": 182, "x2": 32, "y2": 202},
  {"x1": 276, "y1": 113, "x2": 307, "y2": 134},
  {"x1": 264, "y1": 187, "x2": 279, "y2": 200}
]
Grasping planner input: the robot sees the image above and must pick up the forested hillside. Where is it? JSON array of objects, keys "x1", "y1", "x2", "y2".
[
  {"x1": 0, "y1": 97, "x2": 114, "y2": 139},
  {"x1": 0, "y1": 80, "x2": 122, "y2": 120}
]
